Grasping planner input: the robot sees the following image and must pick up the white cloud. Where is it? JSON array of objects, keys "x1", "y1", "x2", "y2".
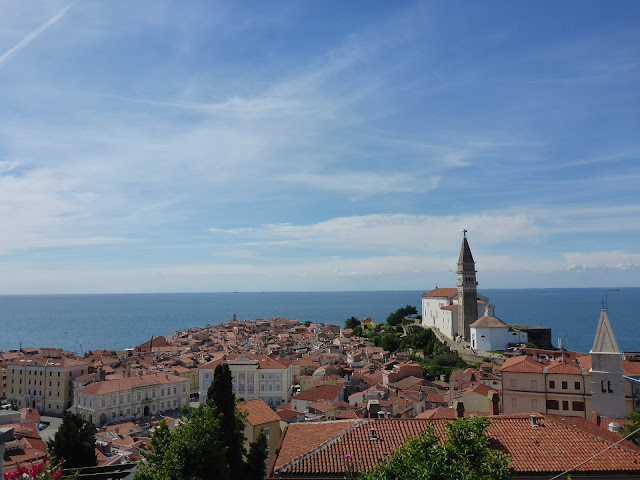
[
  {"x1": 563, "y1": 251, "x2": 640, "y2": 271},
  {"x1": 209, "y1": 212, "x2": 543, "y2": 254}
]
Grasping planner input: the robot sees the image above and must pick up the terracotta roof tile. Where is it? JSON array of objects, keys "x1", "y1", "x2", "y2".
[
  {"x1": 270, "y1": 415, "x2": 640, "y2": 477},
  {"x1": 470, "y1": 316, "x2": 508, "y2": 328},
  {"x1": 547, "y1": 361, "x2": 583, "y2": 374},
  {"x1": 292, "y1": 384, "x2": 342, "y2": 403},
  {"x1": 500, "y1": 355, "x2": 545, "y2": 373},
  {"x1": 238, "y1": 399, "x2": 281, "y2": 426},
  {"x1": 421, "y1": 288, "x2": 458, "y2": 298}
]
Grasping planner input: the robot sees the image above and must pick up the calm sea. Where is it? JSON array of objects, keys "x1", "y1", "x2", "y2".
[{"x1": 0, "y1": 289, "x2": 637, "y2": 355}]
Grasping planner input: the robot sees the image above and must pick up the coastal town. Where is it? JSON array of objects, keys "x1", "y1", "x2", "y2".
[{"x1": 1, "y1": 237, "x2": 640, "y2": 479}]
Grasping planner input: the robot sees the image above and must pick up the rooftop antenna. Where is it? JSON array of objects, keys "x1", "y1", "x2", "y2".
[
  {"x1": 602, "y1": 294, "x2": 608, "y2": 311},
  {"x1": 558, "y1": 337, "x2": 568, "y2": 363}
]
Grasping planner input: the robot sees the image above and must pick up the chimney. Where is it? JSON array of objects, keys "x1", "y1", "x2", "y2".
[
  {"x1": 592, "y1": 411, "x2": 601, "y2": 426},
  {"x1": 530, "y1": 414, "x2": 538, "y2": 427},
  {"x1": 490, "y1": 392, "x2": 500, "y2": 416},
  {"x1": 370, "y1": 425, "x2": 378, "y2": 441},
  {"x1": 608, "y1": 422, "x2": 621, "y2": 433},
  {"x1": 454, "y1": 400, "x2": 465, "y2": 418},
  {"x1": 233, "y1": 313, "x2": 237, "y2": 322}
]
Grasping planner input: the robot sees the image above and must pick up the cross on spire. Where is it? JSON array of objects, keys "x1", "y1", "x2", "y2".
[{"x1": 463, "y1": 229, "x2": 467, "y2": 238}]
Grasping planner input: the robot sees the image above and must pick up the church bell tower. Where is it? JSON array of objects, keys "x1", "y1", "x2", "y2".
[
  {"x1": 590, "y1": 309, "x2": 625, "y2": 418},
  {"x1": 457, "y1": 231, "x2": 478, "y2": 341}
]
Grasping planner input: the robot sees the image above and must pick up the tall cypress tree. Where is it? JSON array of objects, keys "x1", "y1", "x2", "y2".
[
  {"x1": 207, "y1": 363, "x2": 246, "y2": 478},
  {"x1": 47, "y1": 413, "x2": 97, "y2": 468}
]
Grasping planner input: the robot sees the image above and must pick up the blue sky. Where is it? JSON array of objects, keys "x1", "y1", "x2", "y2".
[{"x1": 0, "y1": 1, "x2": 639, "y2": 293}]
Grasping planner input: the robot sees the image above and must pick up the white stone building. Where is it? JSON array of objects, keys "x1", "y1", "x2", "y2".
[
  {"x1": 470, "y1": 306, "x2": 528, "y2": 352},
  {"x1": 421, "y1": 288, "x2": 489, "y2": 340},
  {"x1": 74, "y1": 372, "x2": 189, "y2": 426},
  {"x1": 198, "y1": 354, "x2": 292, "y2": 408}
]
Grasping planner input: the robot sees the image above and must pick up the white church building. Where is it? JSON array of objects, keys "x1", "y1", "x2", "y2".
[
  {"x1": 421, "y1": 287, "x2": 489, "y2": 339},
  {"x1": 421, "y1": 234, "x2": 527, "y2": 351}
]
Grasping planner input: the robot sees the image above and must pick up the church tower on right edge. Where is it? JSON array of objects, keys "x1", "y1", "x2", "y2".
[
  {"x1": 456, "y1": 231, "x2": 478, "y2": 341},
  {"x1": 590, "y1": 309, "x2": 626, "y2": 418}
]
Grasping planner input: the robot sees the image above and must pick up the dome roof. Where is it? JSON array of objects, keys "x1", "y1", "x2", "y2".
[{"x1": 470, "y1": 316, "x2": 508, "y2": 328}]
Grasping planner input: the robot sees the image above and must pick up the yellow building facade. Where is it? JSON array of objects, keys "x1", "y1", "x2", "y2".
[{"x1": 7, "y1": 356, "x2": 89, "y2": 415}]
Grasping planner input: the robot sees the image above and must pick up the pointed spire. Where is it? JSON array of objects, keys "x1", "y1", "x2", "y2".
[
  {"x1": 458, "y1": 236, "x2": 475, "y2": 265},
  {"x1": 591, "y1": 309, "x2": 621, "y2": 354}
]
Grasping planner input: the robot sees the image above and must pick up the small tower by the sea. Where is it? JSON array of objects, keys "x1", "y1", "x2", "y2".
[{"x1": 456, "y1": 231, "x2": 478, "y2": 341}]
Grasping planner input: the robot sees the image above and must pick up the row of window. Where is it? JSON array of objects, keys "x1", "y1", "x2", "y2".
[
  {"x1": 510, "y1": 397, "x2": 585, "y2": 412},
  {"x1": 509, "y1": 379, "x2": 582, "y2": 390},
  {"x1": 12, "y1": 388, "x2": 62, "y2": 397},
  {"x1": 14, "y1": 379, "x2": 64, "y2": 387},
  {"x1": 12, "y1": 369, "x2": 79, "y2": 377},
  {"x1": 546, "y1": 399, "x2": 585, "y2": 411},
  {"x1": 94, "y1": 385, "x2": 186, "y2": 408},
  {"x1": 106, "y1": 400, "x2": 180, "y2": 418}
]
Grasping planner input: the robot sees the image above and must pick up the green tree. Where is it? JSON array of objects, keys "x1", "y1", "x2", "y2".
[
  {"x1": 362, "y1": 417, "x2": 512, "y2": 480},
  {"x1": 420, "y1": 351, "x2": 469, "y2": 379},
  {"x1": 245, "y1": 428, "x2": 269, "y2": 480},
  {"x1": 47, "y1": 413, "x2": 97, "y2": 468},
  {"x1": 144, "y1": 419, "x2": 172, "y2": 467},
  {"x1": 622, "y1": 412, "x2": 640, "y2": 445},
  {"x1": 380, "y1": 333, "x2": 400, "y2": 352},
  {"x1": 135, "y1": 405, "x2": 230, "y2": 480},
  {"x1": 345, "y1": 316, "x2": 361, "y2": 330},
  {"x1": 207, "y1": 363, "x2": 246, "y2": 478},
  {"x1": 386, "y1": 305, "x2": 418, "y2": 327}
]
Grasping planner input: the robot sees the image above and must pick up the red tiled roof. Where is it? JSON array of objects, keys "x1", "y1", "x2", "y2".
[
  {"x1": 273, "y1": 420, "x2": 356, "y2": 470},
  {"x1": 425, "y1": 393, "x2": 444, "y2": 403},
  {"x1": 270, "y1": 415, "x2": 640, "y2": 477},
  {"x1": 470, "y1": 316, "x2": 508, "y2": 328},
  {"x1": 500, "y1": 355, "x2": 545, "y2": 373},
  {"x1": 421, "y1": 288, "x2": 458, "y2": 298},
  {"x1": 458, "y1": 383, "x2": 497, "y2": 397},
  {"x1": 7, "y1": 356, "x2": 88, "y2": 368},
  {"x1": 415, "y1": 407, "x2": 457, "y2": 419},
  {"x1": 336, "y1": 409, "x2": 362, "y2": 420},
  {"x1": 547, "y1": 361, "x2": 583, "y2": 375},
  {"x1": 277, "y1": 409, "x2": 304, "y2": 420},
  {"x1": 308, "y1": 401, "x2": 336, "y2": 413},
  {"x1": 291, "y1": 384, "x2": 342, "y2": 403},
  {"x1": 440, "y1": 305, "x2": 458, "y2": 311},
  {"x1": 238, "y1": 399, "x2": 281, "y2": 426}
]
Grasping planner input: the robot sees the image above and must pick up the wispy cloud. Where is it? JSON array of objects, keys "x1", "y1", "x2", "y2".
[
  {"x1": 208, "y1": 212, "x2": 543, "y2": 254},
  {"x1": 564, "y1": 251, "x2": 640, "y2": 271},
  {"x1": 0, "y1": 2, "x2": 638, "y2": 292},
  {"x1": 279, "y1": 172, "x2": 439, "y2": 195},
  {"x1": 0, "y1": 3, "x2": 72, "y2": 69}
]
